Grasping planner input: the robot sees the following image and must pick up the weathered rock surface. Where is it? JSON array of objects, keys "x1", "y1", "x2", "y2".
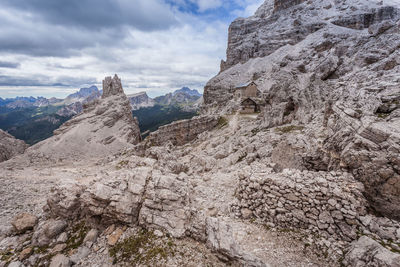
[
  {"x1": 22, "y1": 74, "x2": 141, "y2": 162},
  {"x1": 204, "y1": 0, "x2": 400, "y2": 219},
  {"x1": 49, "y1": 254, "x2": 71, "y2": 267},
  {"x1": 0, "y1": 130, "x2": 27, "y2": 163},
  {"x1": 145, "y1": 115, "x2": 219, "y2": 146},
  {"x1": 11, "y1": 213, "x2": 37, "y2": 234},
  {"x1": 344, "y1": 236, "x2": 400, "y2": 267},
  {"x1": 127, "y1": 91, "x2": 155, "y2": 110}
]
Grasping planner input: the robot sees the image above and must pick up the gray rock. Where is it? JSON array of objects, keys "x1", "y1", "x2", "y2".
[
  {"x1": 344, "y1": 236, "x2": 400, "y2": 267},
  {"x1": 0, "y1": 130, "x2": 27, "y2": 163},
  {"x1": 83, "y1": 229, "x2": 98, "y2": 244},
  {"x1": 7, "y1": 261, "x2": 23, "y2": 267},
  {"x1": 49, "y1": 254, "x2": 71, "y2": 267},
  {"x1": 11, "y1": 213, "x2": 38, "y2": 234},
  {"x1": 70, "y1": 246, "x2": 90, "y2": 264}
]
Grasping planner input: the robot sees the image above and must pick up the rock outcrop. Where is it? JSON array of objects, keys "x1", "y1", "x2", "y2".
[
  {"x1": 204, "y1": 0, "x2": 400, "y2": 219},
  {"x1": 24, "y1": 75, "x2": 141, "y2": 162},
  {"x1": 344, "y1": 236, "x2": 400, "y2": 267},
  {"x1": 145, "y1": 116, "x2": 219, "y2": 146},
  {"x1": 0, "y1": 130, "x2": 27, "y2": 162}
]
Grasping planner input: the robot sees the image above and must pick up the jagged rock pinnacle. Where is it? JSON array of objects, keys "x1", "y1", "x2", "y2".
[{"x1": 102, "y1": 74, "x2": 124, "y2": 98}]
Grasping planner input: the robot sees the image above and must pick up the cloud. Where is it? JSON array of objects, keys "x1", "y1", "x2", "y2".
[
  {"x1": 191, "y1": 0, "x2": 223, "y2": 12},
  {"x1": 0, "y1": 75, "x2": 97, "y2": 87},
  {"x1": 2, "y1": 0, "x2": 178, "y2": 32},
  {"x1": 0, "y1": 61, "x2": 20, "y2": 69},
  {"x1": 0, "y1": 0, "x2": 264, "y2": 98}
]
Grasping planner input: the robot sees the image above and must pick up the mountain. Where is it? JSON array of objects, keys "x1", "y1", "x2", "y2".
[
  {"x1": 63, "y1": 85, "x2": 100, "y2": 105},
  {"x1": 204, "y1": 0, "x2": 400, "y2": 221},
  {"x1": 1, "y1": 1, "x2": 400, "y2": 267},
  {"x1": 24, "y1": 75, "x2": 141, "y2": 162},
  {"x1": 173, "y1": 87, "x2": 202, "y2": 97},
  {"x1": 127, "y1": 91, "x2": 155, "y2": 110},
  {"x1": 153, "y1": 87, "x2": 202, "y2": 111}
]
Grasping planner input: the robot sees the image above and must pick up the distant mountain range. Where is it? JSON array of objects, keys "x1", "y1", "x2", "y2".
[
  {"x1": 0, "y1": 86, "x2": 201, "y2": 114},
  {"x1": 0, "y1": 86, "x2": 202, "y2": 144}
]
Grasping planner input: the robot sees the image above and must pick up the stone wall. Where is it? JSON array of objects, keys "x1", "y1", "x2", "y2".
[
  {"x1": 233, "y1": 169, "x2": 400, "y2": 245},
  {"x1": 145, "y1": 116, "x2": 219, "y2": 146}
]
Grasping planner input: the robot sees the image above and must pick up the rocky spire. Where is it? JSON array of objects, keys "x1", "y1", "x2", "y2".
[{"x1": 102, "y1": 74, "x2": 124, "y2": 98}]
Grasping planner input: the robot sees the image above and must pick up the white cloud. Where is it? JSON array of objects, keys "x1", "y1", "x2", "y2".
[{"x1": 0, "y1": 0, "x2": 263, "y2": 98}]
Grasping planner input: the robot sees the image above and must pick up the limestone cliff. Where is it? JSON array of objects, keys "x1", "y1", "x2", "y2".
[{"x1": 203, "y1": 0, "x2": 400, "y2": 220}]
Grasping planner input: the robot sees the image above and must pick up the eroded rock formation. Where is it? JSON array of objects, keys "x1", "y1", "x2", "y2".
[{"x1": 23, "y1": 75, "x2": 141, "y2": 162}]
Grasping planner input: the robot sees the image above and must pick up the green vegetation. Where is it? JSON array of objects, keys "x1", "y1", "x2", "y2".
[
  {"x1": 133, "y1": 105, "x2": 197, "y2": 136},
  {"x1": 65, "y1": 221, "x2": 89, "y2": 251},
  {"x1": 116, "y1": 160, "x2": 129, "y2": 170},
  {"x1": 0, "y1": 249, "x2": 13, "y2": 262},
  {"x1": 0, "y1": 102, "x2": 198, "y2": 144},
  {"x1": 109, "y1": 229, "x2": 176, "y2": 266},
  {"x1": 376, "y1": 112, "x2": 390, "y2": 119},
  {"x1": 275, "y1": 125, "x2": 305, "y2": 134},
  {"x1": 0, "y1": 106, "x2": 72, "y2": 145},
  {"x1": 217, "y1": 116, "x2": 228, "y2": 128}
]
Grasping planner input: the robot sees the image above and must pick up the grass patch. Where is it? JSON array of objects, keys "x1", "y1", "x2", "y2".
[
  {"x1": 275, "y1": 125, "x2": 304, "y2": 134},
  {"x1": 109, "y1": 229, "x2": 176, "y2": 266},
  {"x1": 116, "y1": 160, "x2": 129, "y2": 170},
  {"x1": 376, "y1": 113, "x2": 390, "y2": 119},
  {"x1": 217, "y1": 116, "x2": 228, "y2": 128},
  {"x1": 0, "y1": 249, "x2": 14, "y2": 262},
  {"x1": 65, "y1": 221, "x2": 89, "y2": 251}
]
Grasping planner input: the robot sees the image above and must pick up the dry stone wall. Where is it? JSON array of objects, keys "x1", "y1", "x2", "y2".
[
  {"x1": 145, "y1": 116, "x2": 219, "y2": 146},
  {"x1": 233, "y1": 168, "x2": 400, "y2": 245}
]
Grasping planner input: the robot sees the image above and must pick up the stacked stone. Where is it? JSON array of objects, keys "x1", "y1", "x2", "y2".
[
  {"x1": 235, "y1": 169, "x2": 368, "y2": 241},
  {"x1": 146, "y1": 116, "x2": 219, "y2": 146}
]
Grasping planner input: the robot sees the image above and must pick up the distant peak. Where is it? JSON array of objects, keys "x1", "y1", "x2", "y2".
[
  {"x1": 174, "y1": 87, "x2": 202, "y2": 97},
  {"x1": 102, "y1": 74, "x2": 125, "y2": 98}
]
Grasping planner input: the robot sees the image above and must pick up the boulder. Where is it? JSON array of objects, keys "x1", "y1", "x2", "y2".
[
  {"x1": 11, "y1": 213, "x2": 38, "y2": 234},
  {"x1": 49, "y1": 254, "x2": 71, "y2": 267}
]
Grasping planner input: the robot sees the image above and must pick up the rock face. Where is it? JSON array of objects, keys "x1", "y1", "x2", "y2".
[
  {"x1": 127, "y1": 92, "x2": 155, "y2": 110},
  {"x1": 145, "y1": 116, "x2": 219, "y2": 146},
  {"x1": 204, "y1": 0, "x2": 400, "y2": 219},
  {"x1": 274, "y1": 0, "x2": 306, "y2": 12},
  {"x1": 0, "y1": 130, "x2": 27, "y2": 162},
  {"x1": 25, "y1": 75, "x2": 141, "y2": 162}
]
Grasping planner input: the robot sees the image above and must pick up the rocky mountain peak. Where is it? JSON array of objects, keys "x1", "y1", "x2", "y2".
[
  {"x1": 203, "y1": 0, "x2": 400, "y2": 221},
  {"x1": 102, "y1": 74, "x2": 124, "y2": 98},
  {"x1": 20, "y1": 75, "x2": 141, "y2": 163}
]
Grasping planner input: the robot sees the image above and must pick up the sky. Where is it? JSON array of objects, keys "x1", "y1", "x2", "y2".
[{"x1": 0, "y1": 0, "x2": 264, "y2": 98}]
